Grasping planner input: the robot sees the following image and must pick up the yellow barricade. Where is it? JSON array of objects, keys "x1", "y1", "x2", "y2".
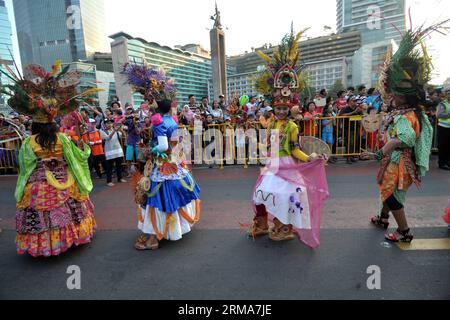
[{"x1": 176, "y1": 115, "x2": 372, "y2": 167}]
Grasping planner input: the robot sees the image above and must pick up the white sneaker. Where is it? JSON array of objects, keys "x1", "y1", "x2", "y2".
[
  {"x1": 120, "y1": 179, "x2": 127, "y2": 183},
  {"x1": 107, "y1": 183, "x2": 115, "y2": 187}
]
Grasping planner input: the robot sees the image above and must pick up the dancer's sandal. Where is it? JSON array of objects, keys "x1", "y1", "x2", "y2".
[
  {"x1": 385, "y1": 228, "x2": 414, "y2": 243},
  {"x1": 370, "y1": 215, "x2": 390, "y2": 229},
  {"x1": 250, "y1": 216, "x2": 269, "y2": 237},
  {"x1": 269, "y1": 219, "x2": 296, "y2": 241},
  {"x1": 134, "y1": 235, "x2": 159, "y2": 250}
]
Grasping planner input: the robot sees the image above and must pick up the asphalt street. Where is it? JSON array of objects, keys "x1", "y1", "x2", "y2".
[{"x1": 0, "y1": 159, "x2": 449, "y2": 299}]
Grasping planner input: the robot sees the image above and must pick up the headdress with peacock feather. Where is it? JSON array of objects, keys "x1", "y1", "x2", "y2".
[
  {"x1": 0, "y1": 60, "x2": 103, "y2": 124},
  {"x1": 255, "y1": 25, "x2": 308, "y2": 108}
]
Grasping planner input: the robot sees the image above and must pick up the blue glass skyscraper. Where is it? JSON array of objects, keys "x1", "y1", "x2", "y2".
[
  {"x1": 0, "y1": 0, "x2": 15, "y2": 112},
  {"x1": 13, "y1": 0, "x2": 108, "y2": 71}
]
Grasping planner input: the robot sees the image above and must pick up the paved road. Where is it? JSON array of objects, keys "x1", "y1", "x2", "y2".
[{"x1": 1, "y1": 159, "x2": 449, "y2": 299}]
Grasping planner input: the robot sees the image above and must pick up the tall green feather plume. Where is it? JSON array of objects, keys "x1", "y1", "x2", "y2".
[{"x1": 386, "y1": 19, "x2": 449, "y2": 97}]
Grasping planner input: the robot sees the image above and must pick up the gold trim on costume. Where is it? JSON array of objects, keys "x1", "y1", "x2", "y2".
[{"x1": 45, "y1": 169, "x2": 75, "y2": 190}]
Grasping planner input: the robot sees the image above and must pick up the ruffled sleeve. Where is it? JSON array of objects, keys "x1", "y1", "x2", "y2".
[
  {"x1": 415, "y1": 112, "x2": 433, "y2": 177},
  {"x1": 59, "y1": 133, "x2": 93, "y2": 195},
  {"x1": 289, "y1": 122, "x2": 309, "y2": 162},
  {"x1": 393, "y1": 115, "x2": 417, "y2": 148},
  {"x1": 15, "y1": 137, "x2": 37, "y2": 202},
  {"x1": 153, "y1": 123, "x2": 168, "y2": 138}
]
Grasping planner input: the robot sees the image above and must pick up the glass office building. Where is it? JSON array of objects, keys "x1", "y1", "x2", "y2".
[
  {"x1": 110, "y1": 32, "x2": 213, "y2": 108},
  {"x1": 337, "y1": 0, "x2": 405, "y2": 45},
  {"x1": 0, "y1": 0, "x2": 14, "y2": 113},
  {"x1": 13, "y1": 0, "x2": 108, "y2": 71},
  {"x1": 228, "y1": 31, "x2": 361, "y2": 91},
  {"x1": 63, "y1": 61, "x2": 116, "y2": 108},
  {"x1": 337, "y1": 0, "x2": 405, "y2": 87}
]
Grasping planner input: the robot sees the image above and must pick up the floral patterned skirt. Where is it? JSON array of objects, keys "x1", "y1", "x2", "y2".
[{"x1": 15, "y1": 159, "x2": 96, "y2": 257}]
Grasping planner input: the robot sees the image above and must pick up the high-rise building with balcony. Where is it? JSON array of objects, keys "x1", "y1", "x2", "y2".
[
  {"x1": 110, "y1": 32, "x2": 214, "y2": 108},
  {"x1": 337, "y1": 0, "x2": 405, "y2": 45},
  {"x1": 228, "y1": 31, "x2": 361, "y2": 92},
  {"x1": 337, "y1": 0, "x2": 406, "y2": 87}
]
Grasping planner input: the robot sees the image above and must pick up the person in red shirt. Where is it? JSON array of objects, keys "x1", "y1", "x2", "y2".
[
  {"x1": 303, "y1": 102, "x2": 319, "y2": 136},
  {"x1": 335, "y1": 90, "x2": 348, "y2": 111},
  {"x1": 82, "y1": 119, "x2": 107, "y2": 179}
]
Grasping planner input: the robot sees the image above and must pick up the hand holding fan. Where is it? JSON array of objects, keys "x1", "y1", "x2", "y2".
[{"x1": 299, "y1": 136, "x2": 332, "y2": 162}]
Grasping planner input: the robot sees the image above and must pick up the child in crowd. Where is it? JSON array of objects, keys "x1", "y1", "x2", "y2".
[
  {"x1": 114, "y1": 109, "x2": 126, "y2": 124},
  {"x1": 321, "y1": 105, "x2": 336, "y2": 163}
]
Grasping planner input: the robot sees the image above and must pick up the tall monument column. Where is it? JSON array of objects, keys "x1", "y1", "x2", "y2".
[{"x1": 210, "y1": 3, "x2": 227, "y2": 101}]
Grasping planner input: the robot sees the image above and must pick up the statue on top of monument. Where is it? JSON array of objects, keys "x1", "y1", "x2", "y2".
[{"x1": 210, "y1": 2, "x2": 222, "y2": 30}]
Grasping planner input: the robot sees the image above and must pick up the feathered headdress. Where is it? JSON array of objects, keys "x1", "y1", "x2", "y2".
[
  {"x1": 122, "y1": 62, "x2": 176, "y2": 102},
  {"x1": 256, "y1": 24, "x2": 308, "y2": 108},
  {"x1": 379, "y1": 19, "x2": 449, "y2": 100},
  {"x1": 0, "y1": 60, "x2": 103, "y2": 124}
]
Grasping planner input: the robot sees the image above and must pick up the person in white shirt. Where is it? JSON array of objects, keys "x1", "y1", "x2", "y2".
[
  {"x1": 246, "y1": 96, "x2": 258, "y2": 119},
  {"x1": 101, "y1": 119, "x2": 127, "y2": 187},
  {"x1": 210, "y1": 100, "x2": 224, "y2": 122}
]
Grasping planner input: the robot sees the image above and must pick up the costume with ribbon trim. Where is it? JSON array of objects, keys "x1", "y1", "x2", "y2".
[
  {"x1": 123, "y1": 63, "x2": 201, "y2": 243},
  {"x1": 251, "y1": 28, "x2": 329, "y2": 247},
  {"x1": 0, "y1": 60, "x2": 101, "y2": 257}
]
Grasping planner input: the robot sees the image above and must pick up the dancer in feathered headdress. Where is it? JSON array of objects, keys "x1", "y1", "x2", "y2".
[
  {"x1": 250, "y1": 27, "x2": 329, "y2": 247},
  {"x1": 123, "y1": 62, "x2": 201, "y2": 251},
  {"x1": 0, "y1": 60, "x2": 102, "y2": 257},
  {"x1": 368, "y1": 19, "x2": 449, "y2": 242},
  {"x1": 255, "y1": 25, "x2": 308, "y2": 108},
  {"x1": 122, "y1": 62, "x2": 176, "y2": 103}
]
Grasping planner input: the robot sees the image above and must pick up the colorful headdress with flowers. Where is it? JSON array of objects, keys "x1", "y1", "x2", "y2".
[
  {"x1": 379, "y1": 18, "x2": 449, "y2": 101},
  {"x1": 122, "y1": 62, "x2": 176, "y2": 102},
  {"x1": 0, "y1": 60, "x2": 103, "y2": 124},
  {"x1": 255, "y1": 26, "x2": 308, "y2": 108}
]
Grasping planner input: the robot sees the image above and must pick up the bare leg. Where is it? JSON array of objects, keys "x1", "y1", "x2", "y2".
[
  {"x1": 385, "y1": 207, "x2": 413, "y2": 242},
  {"x1": 381, "y1": 203, "x2": 390, "y2": 217},
  {"x1": 391, "y1": 208, "x2": 409, "y2": 231}
]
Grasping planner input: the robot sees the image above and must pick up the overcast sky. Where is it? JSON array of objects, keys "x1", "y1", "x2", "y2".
[{"x1": 6, "y1": 0, "x2": 450, "y2": 83}]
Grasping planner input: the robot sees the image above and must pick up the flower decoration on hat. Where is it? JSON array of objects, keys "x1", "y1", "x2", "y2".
[{"x1": 122, "y1": 61, "x2": 176, "y2": 102}]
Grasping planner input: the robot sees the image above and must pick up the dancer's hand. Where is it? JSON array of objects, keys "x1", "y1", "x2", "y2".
[
  {"x1": 309, "y1": 152, "x2": 319, "y2": 161},
  {"x1": 361, "y1": 149, "x2": 378, "y2": 160}
]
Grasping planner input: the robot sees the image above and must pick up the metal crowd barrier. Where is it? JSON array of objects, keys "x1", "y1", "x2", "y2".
[
  {"x1": 0, "y1": 137, "x2": 22, "y2": 174},
  {"x1": 2, "y1": 114, "x2": 439, "y2": 174},
  {"x1": 176, "y1": 115, "x2": 374, "y2": 168}
]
